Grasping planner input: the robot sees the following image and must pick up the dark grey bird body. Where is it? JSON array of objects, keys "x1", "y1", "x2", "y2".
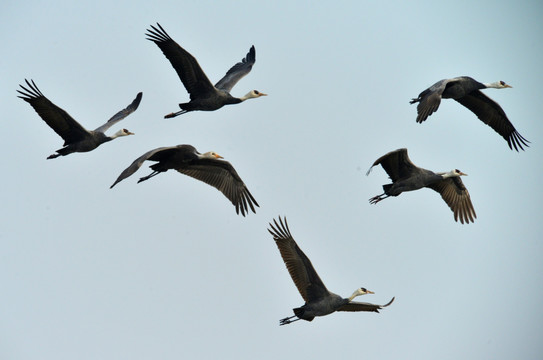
[
  {"x1": 145, "y1": 23, "x2": 266, "y2": 118},
  {"x1": 110, "y1": 144, "x2": 259, "y2": 216},
  {"x1": 410, "y1": 76, "x2": 529, "y2": 151},
  {"x1": 367, "y1": 148, "x2": 476, "y2": 224},
  {"x1": 17, "y1": 79, "x2": 141, "y2": 159},
  {"x1": 268, "y1": 217, "x2": 394, "y2": 325},
  {"x1": 382, "y1": 168, "x2": 442, "y2": 197}
]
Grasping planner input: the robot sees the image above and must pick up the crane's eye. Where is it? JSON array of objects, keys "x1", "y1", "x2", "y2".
[
  {"x1": 254, "y1": 90, "x2": 260, "y2": 95},
  {"x1": 455, "y1": 169, "x2": 460, "y2": 173},
  {"x1": 500, "y1": 81, "x2": 505, "y2": 86},
  {"x1": 360, "y1": 287, "x2": 367, "y2": 292}
]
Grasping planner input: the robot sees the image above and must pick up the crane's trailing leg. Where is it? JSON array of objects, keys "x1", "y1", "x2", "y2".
[
  {"x1": 138, "y1": 171, "x2": 161, "y2": 183},
  {"x1": 279, "y1": 315, "x2": 300, "y2": 326},
  {"x1": 164, "y1": 109, "x2": 188, "y2": 118},
  {"x1": 47, "y1": 153, "x2": 60, "y2": 159},
  {"x1": 369, "y1": 193, "x2": 389, "y2": 204}
]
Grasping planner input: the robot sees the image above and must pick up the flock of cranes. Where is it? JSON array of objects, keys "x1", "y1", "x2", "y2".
[{"x1": 18, "y1": 22, "x2": 529, "y2": 325}]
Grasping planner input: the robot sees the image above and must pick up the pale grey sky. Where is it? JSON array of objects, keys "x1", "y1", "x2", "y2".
[{"x1": 2, "y1": 1, "x2": 542, "y2": 359}]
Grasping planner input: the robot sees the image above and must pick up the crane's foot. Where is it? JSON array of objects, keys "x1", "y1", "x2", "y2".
[
  {"x1": 369, "y1": 195, "x2": 385, "y2": 204},
  {"x1": 279, "y1": 316, "x2": 298, "y2": 326}
]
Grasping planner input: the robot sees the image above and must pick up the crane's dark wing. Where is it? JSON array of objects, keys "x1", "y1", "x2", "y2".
[
  {"x1": 366, "y1": 148, "x2": 419, "y2": 181},
  {"x1": 17, "y1": 79, "x2": 90, "y2": 144},
  {"x1": 176, "y1": 158, "x2": 259, "y2": 216},
  {"x1": 338, "y1": 296, "x2": 395, "y2": 313},
  {"x1": 268, "y1": 217, "x2": 329, "y2": 303},
  {"x1": 146, "y1": 23, "x2": 216, "y2": 99},
  {"x1": 410, "y1": 79, "x2": 450, "y2": 123},
  {"x1": 110, "y1": 146, "x2": 176, "y2": 188},
  {"x1": 214, "y1": 45, "x2": 256, "y2": 93},
  {"x1": 455, "y1": 90, "x2": 529, "y2": 151},
  {"x1": 427, "y1": 177, "x2": 477, "y2": 224},
  {"x1": 94, "y1": 92, "x2": 142, "y2": 133}
]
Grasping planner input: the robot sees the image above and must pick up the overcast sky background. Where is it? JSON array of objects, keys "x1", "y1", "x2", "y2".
[{"x1": 2, "y1": 1, "x2": 542, "y2": 359}]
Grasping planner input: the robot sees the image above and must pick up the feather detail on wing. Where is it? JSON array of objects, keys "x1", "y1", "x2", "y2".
[
  {"x1": 338, "y1": 297, "x2": 395, "y2": 313},
  {"x1": 146, "y1": 23, "x2": 216, "y2": 99},
  {"x1": 454, "y1": 91, "x2": 529, "y2": 151},
  {"x1": 427, "y1": 177, "x2": 477, "y2": 224},
  {"x1": 94, "y1": 92, "x2": 142, "y2": 133},
  {"x1": 17, "y1": 79, "x2": 90, "y2": 144},
  {"x1": 268, "y1": 217, "x2": 329, "y2": 302},
  {"x1": 214, "y1": 45, "x2": 256, "y2": 93},
  {"x1": 177, "y1": 160, "x2": 258, "y2": 216}
]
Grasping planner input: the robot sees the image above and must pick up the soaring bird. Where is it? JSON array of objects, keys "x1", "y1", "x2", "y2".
[
  {"x1": 145, "y1": 23, "x2": 267, "y2": 118},
  {"x1": 366, "y1": 148, "x2": 476, "y2": 224},
  {"x1": 17, "y1": 79, "x2": 141, "y2": 159},
  {"x1": 110, "y1": 144, "x2": 258, "y2": 216},
  {"x1": 410, "y1": 76, "x2": 529, "y2": 151},
  {"x1": 269, "y1": 216, "x2": 394, "y2": 325}
]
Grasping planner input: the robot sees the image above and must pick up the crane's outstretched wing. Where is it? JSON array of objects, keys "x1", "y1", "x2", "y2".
[
  {"x1": 410, "y1": 79, "x2": 450, "y2": 123},
  {"x1": 110, "y1": 146, "x2": 175, "y2": 188},
  {"x1": 366, "y1": 148, "x2": 419, "y2": 181},
  {"x1": 268, "y1": 217, "x2": 329, "y2": 303},
  {"x1": 338, "y1": 297, "x2": 395, "y2": 313},
  {"x1": 176, "y1": 158, "x2": 259, "y2": 216},
  {"x1": 17, "y1": 79, "x2": 90, "y2": 144},
  {"x1": 146, "y1": 23, "x2": 216, "y2": 99},
  {"x1": 94, "y1": 92, "x2": 142, "y2": 133},
  {"x1": 455, "y1": 91, "x2": 529, "y2": 151},
  {"x1": 214, "y1": 46, "x2": 256, "y2": 93},
  {"x1": 427, "y1": 177, "x2": 477, "y2": 224}
]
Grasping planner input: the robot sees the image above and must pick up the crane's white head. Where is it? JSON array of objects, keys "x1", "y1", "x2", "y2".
[
  {"x1": 241, "y1": 90, "x2": 268, "y2": 101},
  {"x1": 349, "y1": 287, "x2": 374, "y2": 300},
  {"x1": 485, "y1": 80, "x2": 512, "y2": 89},
  {"x1": 201, "y1": 151, "x2": 224, "y2": 159},
  {"x1": 111, "y1": 128, "x2": 134, "y2": 138}
]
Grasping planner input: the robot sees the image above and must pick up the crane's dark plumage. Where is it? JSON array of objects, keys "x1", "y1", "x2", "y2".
[
  {"x1": 367, "y1": 148, "x2": 476, "y2": 224},
  {"x1": 269, "y1": 216, "x2": 394, "y2": 325},
  {"x1": 410, "y1": 76, "x2": 529, "y2": 151},
  {"x1": 145, "y1": 23, "x2": 266, "y2": 118},
  {"x1": 110, "y1": 144, "x2": 258, "y2": 216},
  {"x1": 17, "y1": 79, "x2": 141, "y2": 159}
]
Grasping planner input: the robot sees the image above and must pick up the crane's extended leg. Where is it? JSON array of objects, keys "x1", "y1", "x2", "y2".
[
  {"x1": 369, "y1": 193, "x2": 389, "y2": 204},
  {"x1": 138, "y1": 171, "x2": 161, "y2": 183},
  {"x1": 164, "y1": 109, "x2": 188, "y2": 118},
  {"x1": 279, "y1": 315, "x2": 300, "y2": 326}
]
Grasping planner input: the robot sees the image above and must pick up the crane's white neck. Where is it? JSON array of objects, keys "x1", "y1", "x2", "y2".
[
  {"x1": 348, "y1": 288, "x2": 373, "y2": 301},
  {"x1": 240, "y1": 90, "x2": 267, "y2": 101},
  {"x1": 110, "y1": 129, "x2": 134, "y2": 139},
  {"x1": 440, "y1": 169, "x2": 466, "y2": 178},
  {"x1": 483, "y1": 81, "x2": 511, "y2": 89}
]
